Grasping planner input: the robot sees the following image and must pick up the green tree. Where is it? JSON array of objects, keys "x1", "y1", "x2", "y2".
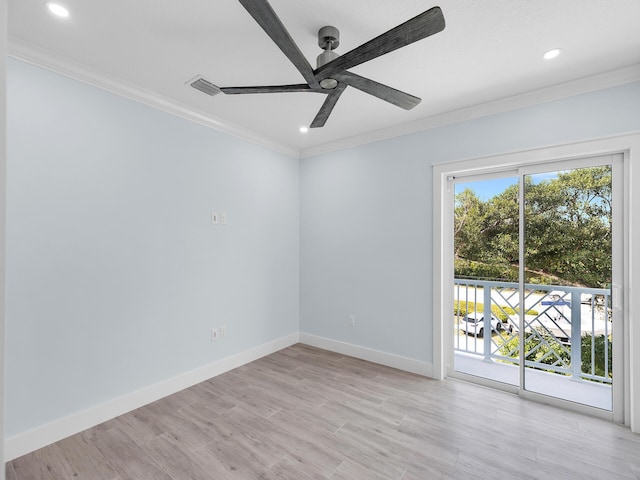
[
  {"x1": 454, "y1": 166, "x2": 612, "y2": 288},
  {"x1": 482, "y1": 183, "x2": 520, "y2": 265},
  {"x1": 524, "y1": 166, "x2": 611, "y2": 287},
  {"x1": 454, "y1": 188, "x2": 484, "y2": 260}
]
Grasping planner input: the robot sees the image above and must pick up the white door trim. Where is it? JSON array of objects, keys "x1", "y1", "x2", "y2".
[{"x1": 1, "y1": 0, "x2": 8, "y2": 472}]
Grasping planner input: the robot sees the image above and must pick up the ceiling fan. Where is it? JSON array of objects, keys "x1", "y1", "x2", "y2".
[{"x1": 218, "y1": 0, "x2": 446, "y2": 128}]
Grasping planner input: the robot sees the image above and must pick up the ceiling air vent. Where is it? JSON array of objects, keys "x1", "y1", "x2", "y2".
[{"x1": 188, "y1": 76, "x2": 221, "y2": 96}]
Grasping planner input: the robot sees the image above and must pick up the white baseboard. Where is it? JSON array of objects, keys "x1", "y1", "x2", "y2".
[
  {"x1": 5, "y1": 333, "x2": 299, "y2": 461},
  {"x1": 5, "y1": 332, "x2": 433, "y2": 460},
  {"x1": 299, "y1": 333, "x2": 433, "y2": 377}
]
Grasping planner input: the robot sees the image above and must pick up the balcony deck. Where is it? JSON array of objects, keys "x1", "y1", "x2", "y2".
[{"x1": 455, "y1": 351, "x2": 612, "y2": 410}]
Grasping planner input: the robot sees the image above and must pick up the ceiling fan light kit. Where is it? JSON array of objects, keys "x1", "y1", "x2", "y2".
[{"x1": 201, "y1": 0, "x2": 445, "y2": 128}]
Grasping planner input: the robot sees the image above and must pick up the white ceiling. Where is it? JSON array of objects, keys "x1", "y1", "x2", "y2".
[{"x1": 8, "y1": 0, "x2": 640, "y2": 157}]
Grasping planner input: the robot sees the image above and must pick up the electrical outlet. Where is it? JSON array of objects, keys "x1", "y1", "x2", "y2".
[
  {"x1": 221, "y1": 213, "x2": 227, "y2": 225},
  {"x1": 348, "y1": 314, "x2": 356, "y2": 327},
  {"x1": 211, "y1": 327, "x2": 220, "y2": 341},
  {"x1": 220, "y1": 325, "x2": 226, "y2": 338}
]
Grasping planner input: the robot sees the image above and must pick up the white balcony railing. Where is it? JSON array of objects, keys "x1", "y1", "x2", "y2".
[{"x1": 454, "y1": 279, "x2": 612, "y2": 384}]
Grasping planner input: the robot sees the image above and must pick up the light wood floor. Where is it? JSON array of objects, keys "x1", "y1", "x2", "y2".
[{"x1": 6, "y1": 344, "x2": 640, "y2": 479}]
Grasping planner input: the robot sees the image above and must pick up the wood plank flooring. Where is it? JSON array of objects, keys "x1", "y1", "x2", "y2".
[{"x1": 6, "y1": 344, "x2": 640, "y2": 479}]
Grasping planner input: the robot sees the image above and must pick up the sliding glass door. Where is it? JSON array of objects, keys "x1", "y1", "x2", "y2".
[
  {"x1": 452, "y1": 154, "x2": 622, "y2": 413},
  {"x1": 520, "y1": 158, "x2": 620, "y2": 410}
]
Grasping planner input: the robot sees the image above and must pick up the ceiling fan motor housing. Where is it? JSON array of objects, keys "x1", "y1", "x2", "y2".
[
  {"x1": 317, "y1": 25, "x2": 340, "y2": 89},
  {"x1": 317, "y1": 49, "x2": 338, "y2": 68}
]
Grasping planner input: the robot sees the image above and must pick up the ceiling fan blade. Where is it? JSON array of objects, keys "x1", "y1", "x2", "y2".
[
  {"x1": 335, "y1": 72, "x2": 421, "y2": 110},
  {"x1": 315, "y1": 6, "x2": 445, "y2": 81},
  {"x1": 221, "y1": 84, "x2": 321, "y2": 94},
  {"x1": 310, "y1": 83, "x2": 347, "y2": 128},
  {"x1": 238, "y1": 0, "x2": 320, "y2": 89}
]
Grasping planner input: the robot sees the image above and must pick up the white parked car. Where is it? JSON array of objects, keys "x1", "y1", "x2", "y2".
[{"x1": 459, "y1": 312, "x2": 512, "y2": 337}]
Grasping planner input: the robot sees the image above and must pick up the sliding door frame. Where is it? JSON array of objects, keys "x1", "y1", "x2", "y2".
[{"x1": 432, "y1": 133, "x2": 640, "y2": 431}]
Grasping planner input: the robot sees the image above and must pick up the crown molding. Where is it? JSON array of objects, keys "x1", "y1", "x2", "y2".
[
  {"x1": 299, "y1": 63, "x2": 640, "y2": 159},
  {"x1": 8, "y1": 39, "x2": 300, "y2": 159},
  {"x1": 9, "y1": 38, "x2": 640, "y2": 161}
]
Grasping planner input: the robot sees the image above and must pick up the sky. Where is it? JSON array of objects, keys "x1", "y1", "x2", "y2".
[
  {"x1": 454, "y1": 176, "x2": 517, "y2": 201},
  {"x1": 455, "y1": 172, "x2": 560, "y2": 201}
]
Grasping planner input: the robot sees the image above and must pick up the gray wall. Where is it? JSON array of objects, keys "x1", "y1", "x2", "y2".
[
  {"x1": 300, "y1": 81, "x2": 640, "y2": 364},
  {"x1": 5, "y1": 59, "x2": 300, "y2": 437}
]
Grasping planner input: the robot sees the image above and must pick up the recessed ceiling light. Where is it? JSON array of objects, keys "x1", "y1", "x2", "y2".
[
  {"x1": 45, "y1": 2, "x2": 70, "y2": 18},
  {"x1": 299, "y1": 126, "x2": 309, "y2": 133},
  {"x1": 543, "y1": 48, "x2": 562, "y2": 60}
]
